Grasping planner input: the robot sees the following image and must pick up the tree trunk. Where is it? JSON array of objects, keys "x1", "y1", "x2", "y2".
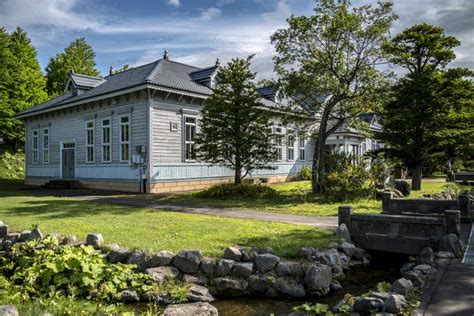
[
  {"x1": 234, "y1": 161, "x2": 242, "y2": 184},
  {"x1": 412, "y1": 165, "x2": 422, "y2": 190},
  {"x1": 311, "y1": 111, "x2": 330, "y2": 194}
]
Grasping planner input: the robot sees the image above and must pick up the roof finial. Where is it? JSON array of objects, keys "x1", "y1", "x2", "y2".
[
  {"x1": 109, "y1": 66, "x2": 113, "y2": 76},
  {"x1": 69, "y1": 68, "x2": 74, "y2": 75},
  {"x1": 215, "y1": 58, "x2": 220, "y2": 67},
  {"x1": 163, "y1": 49, "x2": 169, "y2": 60}
]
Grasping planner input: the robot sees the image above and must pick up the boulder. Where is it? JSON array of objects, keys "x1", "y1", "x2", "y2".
[
  {"x1": 200, "y1": 258, "x2": 215, "y2": 277},
  {"x1": 27, "y1": 228, "x2": 43, "y2": 241},
  {"x1": 403, "y1": 270, "x2": 426, "y2": 287},
  {"x1": 348, "y1": 260, "x2": 363, "y2": 268},
  {"x1": 19, "y1": 231, "x2": 31, "y2": 242},
  {"x1": 172, "y1": 250, "x2": 203, "y2": 273},
  {"x1": 384, "y1": 294, "x2": 407, "y2": 314},
  {"x1": 126, "y1": 250, "x2": 149, "y2": 272},
  {"x1": 232, "y1": 262, "x2": 253, "y2": 278},
  {"x1": 0, "y1": 304, "x2": 18, "y2": 316},
  {"x1": 149, "y1": 251, "x2": 174, "y2": 267},
  {"x1": 107, "y1": 247, "x2": 131, "y2": 263},
  {"x1": 399, "y1": 262, "x2": 416, "y2": 275},
  {"x1": 210, "y1": 277, "x2": 248, "y2": 296},
  {"x1": 6, "y1": 233, "x2": 19, "y2": 243},
  {"x1": 223, "y1": 247, "x2": 242, "y2": 261},
  {"x1": 249, "y1": 246, "x2": 274, "y2": 255},
  {"x1": 314, "y1": 249, "x2": 343, "y2": 274},
  {"x1": 304, "y1": 263, "x2": 332, "y2": 295},
  {"x1": 163, "y1": 302, "x2": 218, "y2": 316},
  {"x1": 330, "y1": 280, "x2": 343, "y2": 291},
  {"x1": 146, "y1": 266, "x2": 180, "y2": 283},
  {"x1": 62, "y1": 235, "x2": 78, "y2": 245},
  {"x1": 254, "y1": 253, "x2": 280, "y2": 272},
  {"x1": 0, "y1": 224, "x2": 8, "y2": 238},
  {"x1": 277, "y1": 278, "x2": 306, "y2": 298},
  {"x1": 353, "y1": 297, "x2": 384, "y2": 313},
  {"x1": 413, "y1": 264, "x2": 436, "y2": 276},
  {"x1": 181, "y1": 274, "x2": 207, "y2": 285},
  {"x1": 275, "y1": 262, "x2": 304, "y2": 278},
  {"x1": 85, "y1": 233, "x2": 104, "y2": 249},
  {"x1": 394, "y1": 180, "x2": 411, "y2": 196},
  {"x1": 215, "y1": 259, "x2": 234, "y2": 277},
  {"x1": 419, "y1": 247, "x2": 435, "y2": 266},
  {"x1": 439, "y1": 234, "x2": 463, "y2": 258},
  {"x1": 338, "y1": 242, "x2": 357, "y2": 258},
  {"x1": 117, "y1": 290, "x2": 140, "y2": 303},
  {"x1": 371, "y1": 291, "x2": 392, "y2": 301},
  {"x1": 298, "y1": 247, "x2": 315, "y2": 259},
  {"x1": 434, "y1": 251, "x2": 455, "y2": 259},
  {"x1": 391, "y1": 278, "x2": 413, "y2": 295},
  {"x1": 336, "y1": 223, "x2": 351, "y2": 242},
  {"x1": 2, "y1": 240, "x2": 13, "y2": 251},
  {"x1": 247, "y1": 274, "x2": 276, "y2": 295},
  {"x1": 188, "y1": 284, "x2": 215, "y2": 302}
]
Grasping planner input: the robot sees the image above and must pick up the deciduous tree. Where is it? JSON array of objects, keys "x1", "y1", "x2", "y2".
[{"x1": 271, "y1": 0, "x2": 396, "y2": 193}]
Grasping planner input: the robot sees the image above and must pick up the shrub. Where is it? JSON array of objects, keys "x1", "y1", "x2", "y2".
[
  {"x1": 0, "y1": 150, "x2": 24, "y2": 179},
  {"x1": 196, "y1": 182, "x2": 278, "y2": 199},
  {"x1": 298, "y1": 165, "x2": 312, "y2": 180}
]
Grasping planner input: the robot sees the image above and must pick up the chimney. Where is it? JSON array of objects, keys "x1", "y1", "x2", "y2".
[
  {"x1": 163, "y1": 49, "x2": 169, "y2": 60},
  {"x1": 109, "y1": 66, "x2": 113, "y2": 76}
]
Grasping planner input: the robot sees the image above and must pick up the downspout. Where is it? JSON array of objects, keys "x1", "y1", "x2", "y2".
[{"x1": 146, "y1": 89, "x2": 153, "y2": 193}]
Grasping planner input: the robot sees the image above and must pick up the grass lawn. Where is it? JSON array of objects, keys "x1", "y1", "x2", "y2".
[
  {"x1": 129, "y1": 180, "x2": 452, "y2": 217},
  {"x1": 0, "y1": 180, "x2": 335, "y2": 258}
]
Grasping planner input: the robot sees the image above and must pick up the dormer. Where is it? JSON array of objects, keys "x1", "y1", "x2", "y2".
[
  {"x1": 65, "y1": 70, "x2": 106, "y2": 96},
  {"x1": 256, "y1": 86, "x2": 287, "y2": 104},
  {"x1": 190, "y1": 59, "x2": 220, "y2": 89}
]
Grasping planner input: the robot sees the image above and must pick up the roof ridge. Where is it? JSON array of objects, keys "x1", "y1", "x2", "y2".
[
  {"x1": 72, "y1": 73, "x2": 105, "y2": 80},
  {"x1": 190, "y1": 65, "x2": 217, "y2": 74},
  {"x1": 144, "y1": 59, "x2": 162, "y2": 82},
  {"x1": 104, "y1": 60, "x2": 160, "y2": 79},
  {"x1": 164, "y1": 58, "x2": 201, "y2": 71}
]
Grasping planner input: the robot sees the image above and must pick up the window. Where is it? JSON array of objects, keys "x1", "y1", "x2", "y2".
[
  {"x1": 287, "y1": 130, "x2": 295, "y2": 161},
  {"x1": 42, "y1": 128, "x2": 49, "y2": 164},
  {"x1": 184, "y1": 116, "x2": 196, "y2": 161},
  {"x1": 86, "y1": 120, "x2": 94, "y2": 163},
  {"x1": 299, "y1": 135, "x2": 306, "y2": 161},
  {"x1": 273, "y1": 125, "x2": 283, "y2": 161},
  {"x1": 120, "y1": 115, "x2": 130, "y2": 162},
  {"x1": 32, "y1": 129, "x2": 38, "y2": 164},
  {"x1": 102, "y1": 118, "x2": 111, "y2": 163}
]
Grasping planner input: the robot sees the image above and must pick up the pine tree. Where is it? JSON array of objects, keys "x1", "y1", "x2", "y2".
[
  {"x1": 45, "y1": 37, "x2": 99, "y2": 96},
  {"x1": 0, "y1": 27, "x2": 47, "y2": 149},
  {"x1": 194, "y1": 56, "x2": 276, "y2": 184},
  {"x1": 377, "y1": 23, "x2": 473, "y2": 190}
]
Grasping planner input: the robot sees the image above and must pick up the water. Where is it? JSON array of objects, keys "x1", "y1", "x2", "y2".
[{"x1": 212, "y1": 252, "x2": 406, "y2": 316}]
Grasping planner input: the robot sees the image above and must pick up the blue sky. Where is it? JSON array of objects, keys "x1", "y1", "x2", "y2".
[{"x1": 1, "y1": 0, "x2": 472, "y2": 79}]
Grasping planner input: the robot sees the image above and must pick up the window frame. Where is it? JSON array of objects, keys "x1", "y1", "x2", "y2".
[
  {"x1": 85, "y1": 120, "x2": 95, "y2": 163},
  {"x1": 183, "y1": 115, "x2": 197, "y2": 162},
  {"x1": 274, "y1": 125, "x2": 283, "y2": 161},
  {"x1": 287, "y1": 129, "x2": 295, "y2": 161},
  {"x1": 119, "y1": 115, "x2": 131, "y2": 162},
  {"x1": 32, "y1": 129, "x2": 39, "y2": 164},
  {"x1": 42, "y1": 127, "x2": 50, "y2": 164},
  {"x1": 299, "y1": 134, "x2": 306, "y2": 161},
  {"x1": 101, "y1": 118, "x2": 112, "y2": 163}
]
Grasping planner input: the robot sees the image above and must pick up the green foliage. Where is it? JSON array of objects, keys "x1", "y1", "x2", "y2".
[
  {"x1": 271, "y1": 0, "x2": 396, "y2": 192},
  {"x1": 376, "y1": 281, "x2": 392, "y2": 292},
  {"x1": 0, "y1": 243, "x2": 174, "y2": 303},
  {"x1": 0, "y1": 27, "x2": 47, "y2": 147},
  {"x1": 292, "y1": 182, "x2": 311, "y2": 203},
  {"x1": 298, "y1": 165, "x2": 312, "y2": 180},
  {"x1": 377, "y1": 23, "x2": 474, "y2": 190},
  {"x1": 0, "y1": 150, "x2": 24, "y2": 179},
  {"x1": 194, "y1": 56, "x2": 276, "y2": 184},
  {"x1": 45, "y1": 37, "x2": 100, "y2": 96},
  {"x1": 294, "y1": 302, "x2": 333, "y2": 315},
  {"x1": 196, "y1": 183, "x2": 278, "y2": 199}
]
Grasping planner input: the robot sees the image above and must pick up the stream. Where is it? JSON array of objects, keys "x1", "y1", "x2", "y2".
[{"x1": 212, "y1": 252, "x2": 406, "y2": 316}]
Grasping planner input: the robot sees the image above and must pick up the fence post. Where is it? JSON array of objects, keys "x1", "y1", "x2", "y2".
[
  {"x1": 444, "y1": 210, "x2": 461, "y2": 236},
  {"x1": 458, "y1": 194, "x2": 470, "y2": 218},
  {"x1": 382, "y1": 192, "x2": 393, "y2": 214},
  {"x1": 338, "y1": 206, "x2": 353, "y2": 227}
]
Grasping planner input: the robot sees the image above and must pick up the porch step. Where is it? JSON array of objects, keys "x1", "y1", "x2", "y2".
[{"x1": 42, "y1": 179, "x2": 79, "y2": 190}]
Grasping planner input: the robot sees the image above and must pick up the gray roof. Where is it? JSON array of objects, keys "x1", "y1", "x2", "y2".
[
  {"x1": 70, "y1": 73, "x2": 105, "y2": 88},
  {"x1": 17, "y1": 58, "x2": 282, "y2": 118}
]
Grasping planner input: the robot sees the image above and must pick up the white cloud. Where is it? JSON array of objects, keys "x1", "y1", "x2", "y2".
[
  {"x1": 197, "y1": 7, "x2": 222, "y2": 21},
  {"x1": 167, "y1": 0, "x2": 180, "y2": 8}
]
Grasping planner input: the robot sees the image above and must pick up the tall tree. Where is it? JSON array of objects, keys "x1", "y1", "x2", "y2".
[
  {"x1": 0, "y1": 27, "x2": 47, "y2": 149},
  {"x1": 45, "y1": 37, "x2": 99, "y2": 95},
  {"x1": 194, "y1": 56, "x2": 276, "y2": 184},
  {"x1": 271, "y1": 0, "x2": 396, "y2": 193},
  {"x1": 378, "y1": 23, "x2": 473, "y2": 190}
]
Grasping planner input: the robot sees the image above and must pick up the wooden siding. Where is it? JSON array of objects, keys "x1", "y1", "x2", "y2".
[{"x1": 24, "y1": 95, "x2": 148, "y2": 180}]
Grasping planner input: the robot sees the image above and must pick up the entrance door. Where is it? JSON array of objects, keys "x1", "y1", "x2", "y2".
[{"x1": 61, "y1": 143, "x2": 75, "y2": 179}]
